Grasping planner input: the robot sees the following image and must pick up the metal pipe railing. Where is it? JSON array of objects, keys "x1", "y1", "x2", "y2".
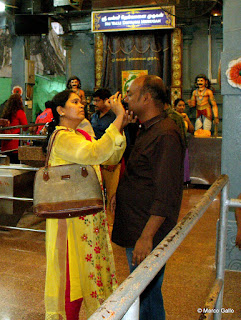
[
  {"x1": 0, "y1": 139, "x2": 240, "y2": 319},
  {"x1": 0, "y1": 122, "x2": 46, "y2": 131},
  {"x1": 0, "y1": 195, "x2": 33, "y2": 202},
  {"x1": 198, "y1": 278, "x2": 223, "y2": 320},
  {"x1": 0, "y1": 165, "x2": 39, "y2": 171},
  {"x1": 213, "y1": 181, "x2": 229, "y2": 320},
  {"x1": 0, "y1": 123, "x2": 47, "y2": 143},
  {"x1": 0, "y1": 225, "x2": 45, "y2": 233},
  {"x1": 0, "y1": 134, "x2": 45, "y2": 140},
  {"x1": 0, "y1": 129, "x2": 45, "y2": 233},
  {"x1": 227, "y1": 198, "x2": 241, "y2": 208},
  {"x1": 200, "y1": 186, "x2": 241, "y2": 320},
  {"x1": 88, "y1": 174, "x2": 230, "y2": 320}
]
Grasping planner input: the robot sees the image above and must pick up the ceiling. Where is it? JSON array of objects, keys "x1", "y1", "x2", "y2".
[{"x1": 3, "y1": 0, "x2": 222, "y2": 28}]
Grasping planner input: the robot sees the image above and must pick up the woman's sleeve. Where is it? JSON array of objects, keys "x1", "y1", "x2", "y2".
[{"x1": 53, "y1": 124, "x2": 126, "y2": 165}]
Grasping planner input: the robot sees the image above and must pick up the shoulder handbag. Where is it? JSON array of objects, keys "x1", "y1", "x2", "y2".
[{"x1": 33, "y1": 129, "x2": 104, "y2": 218}]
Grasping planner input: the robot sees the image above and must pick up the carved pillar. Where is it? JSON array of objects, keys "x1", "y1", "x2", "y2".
[
  {"x1": 171, "y1": 28, "x2": 182, "y2": 106},
  {"x1": 95, "y1": 33, "x2": 104, "y2": 89},
  {"x1": 182, "y1": 34, "x2": 193, "y2": 90}
]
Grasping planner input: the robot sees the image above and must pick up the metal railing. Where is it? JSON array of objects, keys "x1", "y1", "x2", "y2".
[
  {"x1": 88, "y1": 174, "x2": 241, "y2": 320},
  {"x1": 0, "y1": 134, "x2": 45, "y2": 140},
  {"x1": 0, "y1": 129, "x2": 240, "y2": 319},
  {"x1": 0, "y1": 125, "x2": 46, "y2": 233},
  {"x1": 0, "y1": 122, "x2": 46, "y2": 131}
]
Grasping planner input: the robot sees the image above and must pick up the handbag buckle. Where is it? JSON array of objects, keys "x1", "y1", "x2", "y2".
[
  {"x1": 61, "y1": 175, "x2": 70, "y2": 180},
  {"x1": 81, "y1": 167, "x2": 88, "y2": 177},
  {"x1": 43, "y1": 167, "x2": 50, "y2": 181}
]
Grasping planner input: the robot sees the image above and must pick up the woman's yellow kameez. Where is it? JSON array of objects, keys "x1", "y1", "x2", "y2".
[{"x1": 45, "y1": 124, "x2": 126, "y2": 319}]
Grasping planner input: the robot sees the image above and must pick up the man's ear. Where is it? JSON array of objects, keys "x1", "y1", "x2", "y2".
[{"x1": 143, "y1": 92, "x2": 152, "y2": 104}]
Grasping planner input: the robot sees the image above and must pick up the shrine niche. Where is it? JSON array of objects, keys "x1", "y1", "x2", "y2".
[{"x1": 95, "y1": 28, "x2": 183, "y2": 100}]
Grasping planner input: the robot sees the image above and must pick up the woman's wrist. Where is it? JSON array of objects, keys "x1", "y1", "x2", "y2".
[
  {"x1": 113, "y1": 113, "x2": 125, "y2": 133},
  {"x1": 115, "y1": 111, "x2": 125, "y2": 119}
]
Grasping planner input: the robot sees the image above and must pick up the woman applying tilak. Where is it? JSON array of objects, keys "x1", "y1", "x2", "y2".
[{"x1": 43, "y1": 90, "x2": 128, "y2": 319}]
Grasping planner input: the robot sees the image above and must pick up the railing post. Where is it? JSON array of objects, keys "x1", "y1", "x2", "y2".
[
  {"x1": 214, "y1": 180, "x2": 229, "y2": 320},
  {"x1": 122, "y1": 298, "x2": 139, "y2": 320},
  {"x1": 20, "y1": 128, "x2": 23, "y2": 146}
]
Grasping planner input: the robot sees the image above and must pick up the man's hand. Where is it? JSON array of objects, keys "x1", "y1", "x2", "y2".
[
  {"x1": 132, "y1": 236, "x2": 153, "y2": 266},
  {"x1": 122, "y1": 110, "x2": 138, "y2": 128},
  {"x1": 132, "y1": 215, "x2": 166, "y2": 266},
  {"x1": 110, "y1": 193, "x2": 116, "y2": 215}
]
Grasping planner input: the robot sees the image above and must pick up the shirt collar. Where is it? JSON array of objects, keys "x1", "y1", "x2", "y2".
[
  {"x1": 97, "y1": 109, "x2": 113, "y2": 117},
  {"x1": 140, "y1": 112, "x2": 166, "y2": 131}
]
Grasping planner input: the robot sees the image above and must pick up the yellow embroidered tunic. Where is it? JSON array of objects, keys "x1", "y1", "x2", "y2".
[{"x1": 45, "y1": 124, "x2": 126, "y2": 319}]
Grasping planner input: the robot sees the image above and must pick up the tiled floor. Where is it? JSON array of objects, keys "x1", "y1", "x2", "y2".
[{"x1": 0, "y1": 186, "x2": 240, "y2": 320}]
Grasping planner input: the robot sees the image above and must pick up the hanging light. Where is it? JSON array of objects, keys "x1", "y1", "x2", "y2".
[{"x1": 0, "y1": 1, "x2": 5, "y2": 12}]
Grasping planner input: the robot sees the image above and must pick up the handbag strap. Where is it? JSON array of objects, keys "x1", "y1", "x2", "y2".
[
  {"x1": 43, "y1": 128, "x2": 92, "y2": 181},
  {"x1": 45, "y1": 129, "x2": 67, "y2": 167},
  {"x1": 45, "y1": 128, "x2": 93, "y2": 167},
  {"x1": 43, "y1": 129, "x2": 67, "y2": 181}
]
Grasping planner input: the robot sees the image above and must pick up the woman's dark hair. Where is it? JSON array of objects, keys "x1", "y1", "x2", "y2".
[
  {"x1": 42, "y1": 90, "x2": 73, "y2": 153},
  {"x1": 66, "y1": 76, "x2": 81, "y2": 89},
  {"x1": 1, "y1": 93, "x2": 24, "y2": 121},
  {"x1": 174, "y1": 98, "x2": 185, "y2": 107},
  {"x1": 45, "y1": 100, "x2": 53, "y2": 109}
]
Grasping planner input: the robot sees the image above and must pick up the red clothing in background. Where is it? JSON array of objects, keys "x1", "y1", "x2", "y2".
[
  {"x1": 35, "y1": 108, "x2": 53, "y2": 134},
  {"x1": 1, "y1": 109, "x2": 28, "y2": 153}
]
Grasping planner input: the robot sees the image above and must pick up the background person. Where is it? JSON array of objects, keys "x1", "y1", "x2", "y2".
[
  {"x1": 91, "y1": 88, "x2": 116, "y2": 139},
  {"x1": 30, "y1": 100, "x2": 53, "y2": 135},
  {"x1": 1, "y1": 93, "x2": 28, "y2": 163},
  {"x1": 112, "y1": 75, "x2": 185, "y2": 320},
  {"x1": 77, "y1": 117, "x2": 95, "y2": 137},
  {"x1": 174, "y1": 98, "x2": 194, "y2": 134},
  {"x1": 174, "y1": 98, "x2": 194, "y2": 184},
  {"x1": 164, "y1": 103, "x2": 187, "y2": 150},
  {"x1": 43, "y1": 89, "x2": 126, "y2": 319},
  {"x1": 91, "y1": 88, "x2": 120, "y2": 226}
]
